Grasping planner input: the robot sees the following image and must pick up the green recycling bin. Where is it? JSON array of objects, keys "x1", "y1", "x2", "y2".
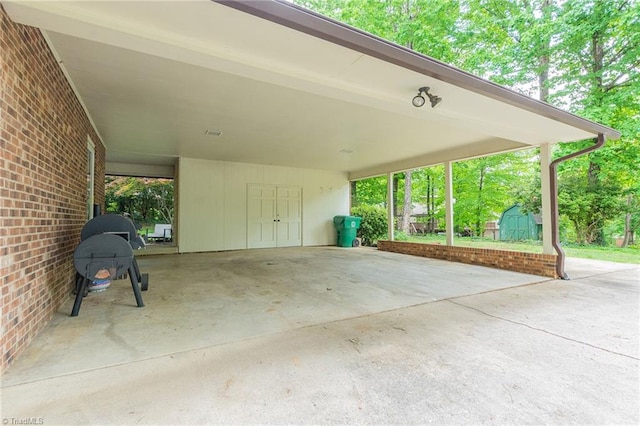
[{"x1": 333, "y1": 215, "x2": 362, "y2": 247}]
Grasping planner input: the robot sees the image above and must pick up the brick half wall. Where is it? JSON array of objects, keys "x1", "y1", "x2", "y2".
[
  {"x1": 377, "y1": 241, "x2": 558, "y2": 278},
  {"x1": 1, "y1": 6, "x2": 105, "y2": 369}
]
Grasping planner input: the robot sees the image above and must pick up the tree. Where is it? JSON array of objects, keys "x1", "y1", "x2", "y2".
[
  {"x1": 459, "y1": 0, "x2": 558, "y2": 98},
  {"x1": 148, "y1": 179, "x2": 174, "y2": 224},
  {"x1": 351, "y1": 176, "x2": 387, "y2": 207},
  {"x1": 412, "y1": 166, "x2": 446, "y2": 232},
  {"x1": 453, "y1": 151, "x2": 536, "y2": 236},
  {"x1": 401, "y1": 170, "x2": 413, "y2": 233},
  {"x1": 105, "y1": 176, "x2": 175, "y2": 225},
  {"x1": 551, "y1": 0, "x2": 640, "y2": 244},
  {"x1": 557, "y1": 172, "x2": 624, "y2": 244},
  {"x1": 296, "y1": 0, "x2": 461, "y2": 62},
  {"x1": 298, "y1": 0, "x2": 640, "y2": 247},
  {"x1": 621, "y1": 194, "x2": 639, "y2": 246}
]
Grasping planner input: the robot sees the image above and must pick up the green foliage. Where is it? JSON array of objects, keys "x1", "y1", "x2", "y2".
[
  {"x1": 298, "y1": 0, "x2": 640, "y2": 248},
  {"x1": 551, "y1": 0, "x2": 640, "y2": 111},
  {"x1": 351, "y1": 176, "x2": 387, "y2": 207},
  {"x1": 105, "y1": 176, "x2": 174, "y2": 225},
  {"x1": 457, "y1": 0, "x2": 558, "y2": 95},
  {"x1": 550, "y1": 0, "x2": 640, "y2": 244},
  {"x1": 411, "y1": 166, "x2": 446, "y2": 230},
  {"x1": 298, "y1": 0, "x2": 460, "y2": 61},
  {"x1": 454, "y1": 151, "x2": 538, "y2": 236},
  {"x1": 557, "y1": 173, "x2": 624, "y2": 244},
  {"x1": 351, "y1": 205, "x2": 388, "y2": 246}
]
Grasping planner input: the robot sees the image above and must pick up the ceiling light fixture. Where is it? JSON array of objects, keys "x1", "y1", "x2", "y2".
[{"x1": 412, "y1": 86, "x2": 442, "y2": 108}]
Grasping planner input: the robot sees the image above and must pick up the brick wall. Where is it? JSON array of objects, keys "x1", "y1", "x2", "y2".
[
  {"x1": 1, "y1": 7, "x2": 105, "y2": 369},
  {"x1": 377, "y1": 241, "x2": 558, "y2": 278}
]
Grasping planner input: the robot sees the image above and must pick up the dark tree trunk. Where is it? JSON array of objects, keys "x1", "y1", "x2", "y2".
[
  {"x1": 475, "y1": 166, "x2": 486, "y2": 237},
  {"x1": 393, "y1": 174, "x2": 400, "y2": 229},
  {"x1": 622, "y1": 195, "x2": 633, "y2": 247},
  {"x1": 401, "y1": 170, "x2": 412, "y2": 233},
  {"x1": 538, "y1": 0, "x2": 552, "y2": 102}
]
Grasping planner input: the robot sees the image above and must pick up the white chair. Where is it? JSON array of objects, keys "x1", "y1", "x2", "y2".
[{"x1": 146, "y1": 224, "x2": 172, "y2": 242}]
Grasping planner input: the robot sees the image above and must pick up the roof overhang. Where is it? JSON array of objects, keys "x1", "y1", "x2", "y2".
[{"x1": 2, "y1": 0, "x2": 619, "y2": 180}]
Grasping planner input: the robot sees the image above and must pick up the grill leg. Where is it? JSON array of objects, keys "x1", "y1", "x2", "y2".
[
  {"x1": 74, "y1": 272, "x2": 82, "y2": 295},
  {"x1": 132, "y1": 257, "x2": 142, "y2": 283},
  {"x1": 129, "y1": 266, "x2": 145, "y2": 308},
  {"x1": 71, "y1": 277, "x2": 89, "y2": 317}
]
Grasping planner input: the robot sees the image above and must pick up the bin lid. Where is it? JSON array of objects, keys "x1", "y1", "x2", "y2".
[
  {"x1": 345, "y1": 216, "x2": 362, "y2": 224},
  {"x1": 334, "y1": 215, "x2": 362, "y2": 225},
  {"x1": 333, "y1": 215, "x2": 349, "y2": 225},
  {"x1": 333, "y1": 215, "x2": 361, "y2": 228}
]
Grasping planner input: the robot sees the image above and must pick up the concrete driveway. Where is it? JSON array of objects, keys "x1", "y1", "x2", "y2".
[{"x1": 1, "y1": 248, "x2": 638, "y2": 424}]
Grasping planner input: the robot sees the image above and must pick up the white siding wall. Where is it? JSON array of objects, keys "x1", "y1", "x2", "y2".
[{"x1": 178, "y1": 158, "x2": 349, "y2": 253}]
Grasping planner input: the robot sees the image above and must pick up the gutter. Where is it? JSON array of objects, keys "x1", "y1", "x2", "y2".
[{"x1": 549, "y1": 133, "x2": 606, "y2": 279}]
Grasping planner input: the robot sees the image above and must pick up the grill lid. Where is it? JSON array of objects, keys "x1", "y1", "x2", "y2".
[{"x1": 81, "y1": 214, "x2": 145, "y2": 249}]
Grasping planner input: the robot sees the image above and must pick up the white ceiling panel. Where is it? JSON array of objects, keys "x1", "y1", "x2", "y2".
[{"x1": 2, "y1": 0, "x2": 616, "y2": 178}]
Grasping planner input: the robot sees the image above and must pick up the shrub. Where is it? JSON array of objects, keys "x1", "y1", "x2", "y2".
[{"x1": 351, "y1": 205, "x2": 388, "y2": 246}]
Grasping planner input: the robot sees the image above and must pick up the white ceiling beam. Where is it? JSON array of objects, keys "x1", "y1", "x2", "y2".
[{"x1": 348, "y1": 138, "x2": 526, "y2": 180}]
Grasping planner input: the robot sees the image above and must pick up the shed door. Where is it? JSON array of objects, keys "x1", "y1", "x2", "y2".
[
  {"x1": 517, "y1": 216, "x2": 529, "y2": 239},
  {"x1": 247, "y1": 185, "x2": 302, "y2": 249},
  {"x1": 504, "y1": 216, "x2": 517, "y2": 240}
]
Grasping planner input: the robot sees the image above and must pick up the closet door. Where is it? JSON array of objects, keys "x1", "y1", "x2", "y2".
[
  {"x1": 276, "y1": 187, "x2": 302, "y2": 247},
  {"x1": 247, "y1": 185, "x2": 277, "y2": 249},
  {"x1": 247, "y1": 185, "x2": 302, "y2": 248}
]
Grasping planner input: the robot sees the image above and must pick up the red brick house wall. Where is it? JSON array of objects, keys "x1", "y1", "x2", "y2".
[
  {"x1": 377, "y1": 241, "x2": 558, "y2": 278},
  {"x1": 1, "y1": 7, "x2": 105, "y2": 369}
]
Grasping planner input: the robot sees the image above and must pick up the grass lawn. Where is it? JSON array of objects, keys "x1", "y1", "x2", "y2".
[
  {"x1": 403, "y1": 234, "x2": 639, "y2": 264},
  {"x1": 562, "y1": 245, "x2": 640, "y2": 264}
]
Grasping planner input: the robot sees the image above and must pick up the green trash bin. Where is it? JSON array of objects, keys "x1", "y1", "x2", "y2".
[{"x1": 333, "y1": 215, "x2": 362, "y2": 247}]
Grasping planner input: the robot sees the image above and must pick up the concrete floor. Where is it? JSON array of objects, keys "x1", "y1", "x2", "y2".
[{"x1": 1, "y1": 247, "x2": 638, "y2": 424}]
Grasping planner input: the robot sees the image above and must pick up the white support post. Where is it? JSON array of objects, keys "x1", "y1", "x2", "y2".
[
  {"x1": 444, "y1": 161, "x2": 454, "y2": 246},
  {"x1": 387, "y1": 172, "x2": 395, "y2": 241},
  {"x1": 540, "y1": 143, "x2": 554, "y2": 254}
]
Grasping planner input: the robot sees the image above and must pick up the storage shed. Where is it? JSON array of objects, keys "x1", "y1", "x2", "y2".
[{"x1": 498, "y1": 204, "x2": 542, "y2": 241}]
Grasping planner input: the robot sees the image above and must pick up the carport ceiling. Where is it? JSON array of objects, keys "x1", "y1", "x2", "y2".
[{"x1": 3, "y1": 0, "x2": 618, "y2": 178}]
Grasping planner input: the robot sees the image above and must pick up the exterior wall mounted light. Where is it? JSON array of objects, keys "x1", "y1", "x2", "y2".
[{"x1": 412, "y1": 86, "x2": 442, "y2": 108}]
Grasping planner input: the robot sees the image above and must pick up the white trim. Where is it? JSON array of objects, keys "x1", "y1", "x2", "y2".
[
  {"x1": 540, "y1": 144, "x2": 554, "y2": 254},
  {"x1": 106, "y1": 162, "x2": 175, "y2": 179},
  {"x1": 387, "y1": 172, "x2": 394, "y2": 241},
  {"x1": 87, "y1": 137, "x2": 96, "y2": 220},
  {"x1": 349, "y1": 141, "x2": 529, "y2": 181},
  {"x1": 444, "y1": 161, "x2": 454, "y2": 246},
  {"x1": 40, "y1": 29, "x2": 106, "y2": 149}
]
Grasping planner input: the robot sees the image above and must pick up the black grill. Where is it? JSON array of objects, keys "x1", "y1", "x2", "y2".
[{"x1": 71, "y1": 214, "x2": 149, "y2": 316}]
